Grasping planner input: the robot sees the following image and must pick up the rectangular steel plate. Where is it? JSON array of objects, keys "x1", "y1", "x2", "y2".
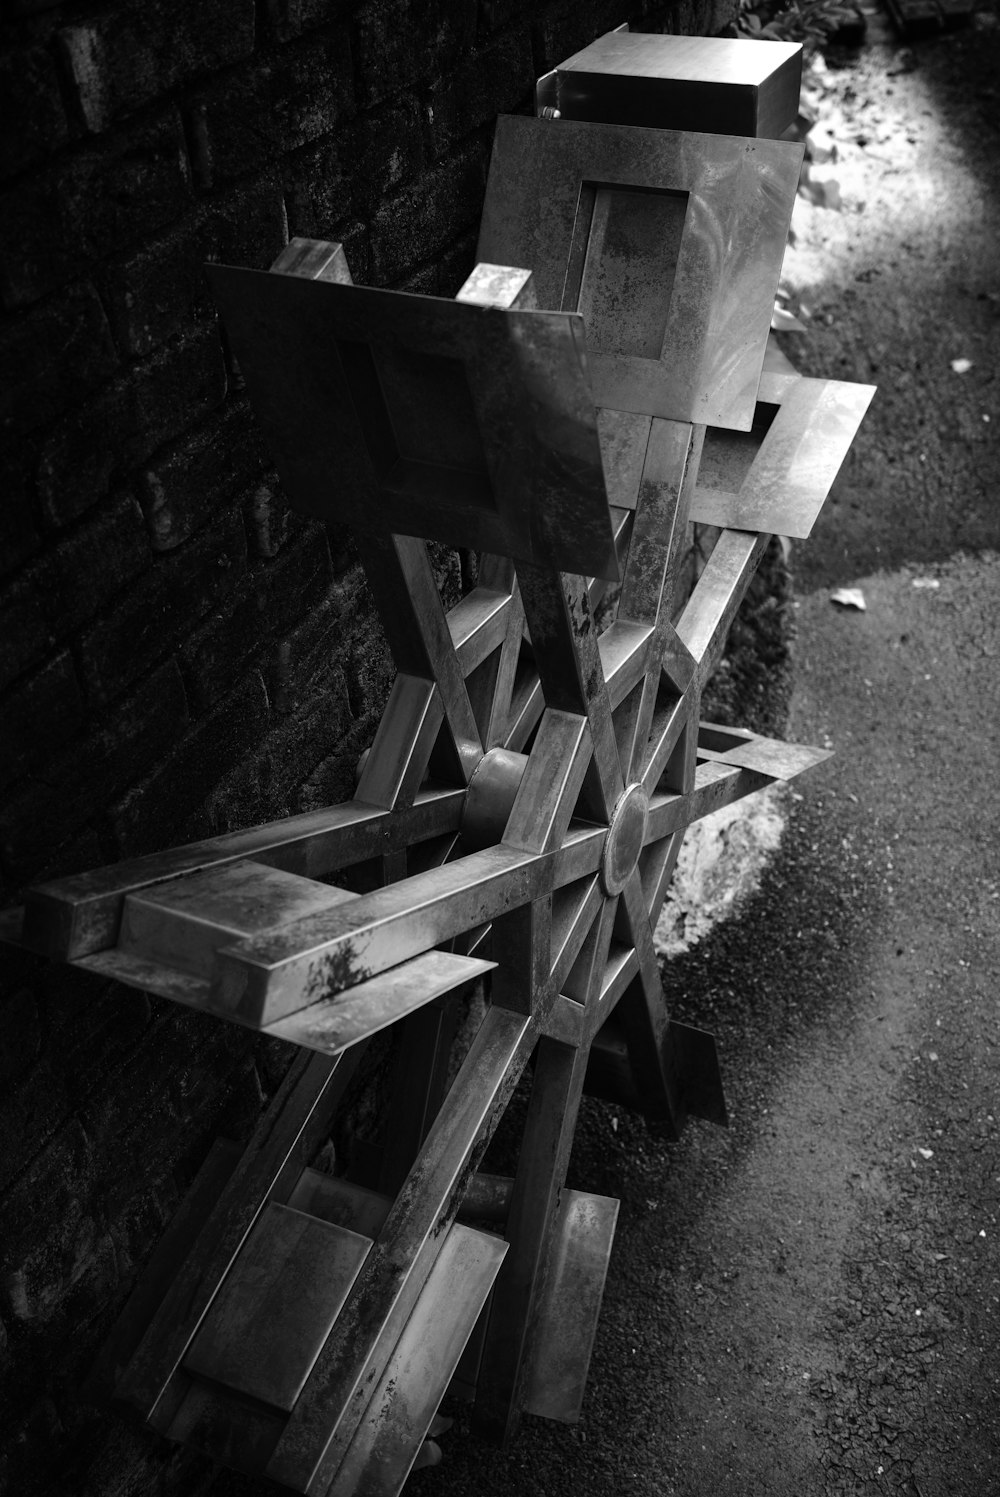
[
  {"x1": 522, "y1": 1189, "x2": 620, "y2": 1423},
  {"x1": 478, "y1": 116, "x2": 803, "y2": 431},
  {"x1": 183, "y1": 1203, "x2": 371, "y2": 1412},
  {"x1": 691, "y1": 371, "x2": 877, "y2": 537},
  {"x1": 207, "y1": 266, "x2": 620, "y2": 582}
]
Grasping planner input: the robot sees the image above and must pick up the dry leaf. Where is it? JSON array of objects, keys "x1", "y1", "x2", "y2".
[{"x1": 771, "y1": 304, "x2": 808, "y2": 333}]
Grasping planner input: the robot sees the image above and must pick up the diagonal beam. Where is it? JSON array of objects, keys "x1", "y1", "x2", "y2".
[
  {"x1": 516, "y1": 563, "x2": 624, "y2": 820},
  {"x1": 354, "y1": 675, "x2": 443, "y2": 811},
  {"x1": 502, "y1": 709, "x2": 591, "y2": 855},
  {"x1": 358, "y1": 533, "x2": 484, "y2": 784},
  {"x1": 675, "y1": 527, "x2": 770, "y2": 689}
]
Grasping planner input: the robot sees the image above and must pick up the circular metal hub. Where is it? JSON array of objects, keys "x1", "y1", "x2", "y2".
[{"x1": 600, "y1": 783, "x2": 649, "y2": 896}]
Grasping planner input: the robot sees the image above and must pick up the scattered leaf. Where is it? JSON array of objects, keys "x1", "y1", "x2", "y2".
[
  {"x1": 771, "y1": 304, "x2": 808, "y2": 333},
  {"x1": 805, "y1": 124, "x2": 837, "y2": 164}
]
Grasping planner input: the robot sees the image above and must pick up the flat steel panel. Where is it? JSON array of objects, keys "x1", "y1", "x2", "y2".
[
  {"x1": 184, "y1": 1203, "x2": 371, "y2": 1412},
  {"x1": 287, "y1": 1172, "x2": 392, "y2": 1240},
  {"x1": 537, "y1": 31, "x2": 802, "y2": 139},
  {"x1": 328, "y1": 1223, "x2": 507, "y2": 1497},
  {"x1": 697, "y1": 732, "x2": 832, "y2": 780},
  {"x1": 261, "y1": 950, "x2": 495, "y2": 1047},
  {"x1": 478, "y1": 116, "x2": 803, "y2": 431},
  {"x1": 522, "y1": 1188, "x2": 620, "y2": 1423},
  {"x1": 166, "y1": 1382, "x2": 285, "y2": 1478},
  {"x1": 691, "y1": 372, "x2": 876, "y2": 537},
  {"x1": 207, "y1": 267, "x2": 619, "y2": 582}
]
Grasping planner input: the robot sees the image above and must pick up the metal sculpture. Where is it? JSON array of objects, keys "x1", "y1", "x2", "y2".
[{"x1": 1, "y1": 42, "x2": 875, "y2": 1497}]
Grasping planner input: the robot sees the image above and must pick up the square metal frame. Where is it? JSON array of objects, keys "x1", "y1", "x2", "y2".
[{"x1": 477, "y1": 115, "x2": 804, "y2": 431}]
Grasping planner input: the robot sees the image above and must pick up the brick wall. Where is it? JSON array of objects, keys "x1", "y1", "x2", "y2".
[{"x1": 0, "y1": 1, "x2": 739, "y2": 1492}]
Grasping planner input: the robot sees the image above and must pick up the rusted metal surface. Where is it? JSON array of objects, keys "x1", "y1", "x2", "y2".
[
  {"x1": 521, "y1": 1189, "x2": 620, "y2": 1423},
  {"x1": 183, "y1": 1204, "x2": 372, "y2": 1411}
]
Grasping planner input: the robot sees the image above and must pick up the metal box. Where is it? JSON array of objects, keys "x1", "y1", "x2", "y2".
[{"x1": 536, "y1": 28, "x2": 803, "y2": 140}]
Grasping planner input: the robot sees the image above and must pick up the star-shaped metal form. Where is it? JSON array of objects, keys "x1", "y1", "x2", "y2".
[{"x1": 2, "y1": 218, "x2": 872, "y2": 1496}]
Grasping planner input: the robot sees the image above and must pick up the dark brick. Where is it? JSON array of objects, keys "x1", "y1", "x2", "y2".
[
  {"x1": 106, "y1": 670, "x2": 270, "y2": 856},
  {"x1": 437, "y1": 226, "x2": 481, "y2": 298},
  {"x1": 296, "y1": 724, "x2": 371, "y2": 810},
  {"x1": 0, "y1": 651, "x2": 84, "y2": 792},
  {"x1": 370, "y1": 144, "x2": 488, "y2": 286},
  {"x1": 185, "y1": 30, "x2": 354, "y2": 189},
  {"x1": 0, "y1": 45, "x2": 69, "y2": 179},
  {"x1": 44, "y1": 967, "x2": 152, "y2": 1093},
  {"x1": 0, "y1": 989, "x2": 42, "y2": 1089},
  {"x1": 78, "y1": 510, "x2": 247, "y2": 708},
  {"x1": 0, "y1": 578, "x2": 51, "y2": 698},
  {"x1": 0, "y1": 492, "x2": 149, "y2": 691},
  {"x1": 337, "y1": 561, "x2": 392, "y2": 723},
  {"x1": 282, "y1": 135, "x2": 352, "y2": 242},
  {"x1": 0, "y1": 1119, "x2": 92, "y2": 1280},
  {"x1": 42, "y1": 492, "x2": 150, "y2": 635},
  {"x1": 532, "y1": 2, "x2": 621, "y2": 74},
  {"x1": 0, "y1": 1057, "x2": 71, "y2": 1194},
  {"x1": 266, "y1": 585, "x2": 349, "y2": 712},
  {"x1": 396, "y1": 259, "x2": 444, "y2": 296},
  {"x1": 246, "y1": 478, "x2": 309, "y2": 559},
  {"x1": 265, "y1": 0, "x2": 344, "y2": 41},
  {"x1": 354, "y1": 0, "x2": 477, "y2": 108},
  {"x1": 0, "y1": 282, "x2": 117, "y2": 437},
  {"x1": 37, "y1": 325, "x2": 228, "y2": 528},
  {"x1": 30, "y1": 826, "x2": 106, "y2": 888},
  {"x1": 204, "y1": 669, "x2": 352, "y2": 830},
  {"x1": 57, "y1": 2, "x2": 256, "y2": 135},
  {"x1": 331, "y1": 216, "x2": 372, "y2": 285},
  {"x1": 98, "y1": 175, "x2": 288, "y2": 358},
  {"x1": 183, "y1": 528, "x2": 332, "y2": 710},
  {"x1": 0, "y1": 111, "x2": 192, "y2": 309},
  {"x1": 137, "y1": 400, "x2": 267, "y2": 551},
  {"x1": 0, "y1": 437, "x2": 40, "y2": 579},
  {"x1": 427, "y1": 29, "x2": 534, "y2": 158},
  {"x1": 80, "y1": 1015, "x2": 252, "y2": 1206},
  {"x1": 477, "y1": 0, "x2": 528, "y2": 32},
  {"x1": 0, "y1": 658, "x2": 189, "y2": 882},
  {"x1": 351, "y1": 96, "x2": 425, "y2": 215}
]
